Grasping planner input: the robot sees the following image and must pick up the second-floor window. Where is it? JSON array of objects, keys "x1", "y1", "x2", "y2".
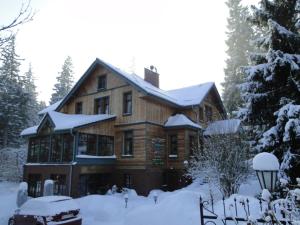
[
  {"x1": 75, "y1": 102, "x2": 83, "y2": 114},
  {"x1": 123, "y1": 131, "x2": 133, "y2": 156},
  {"x1": 94, "y1": 96, "x2": 109, "y2": 114},
  {"x1": 123, "y1": 91, "x2": 132, "y2": 115},
  {"x1": 97, "y1": 75, "x2": 107, "y2": 90},
  {"x1": 169, "y1": 135, "x2": 178, "y2": 156},
  {"x1": 199, "y1": 107, "x2": 204, "y2": 121},
  {"x1": 205, "y1": 105, "x2": 213, "y2": 122}
]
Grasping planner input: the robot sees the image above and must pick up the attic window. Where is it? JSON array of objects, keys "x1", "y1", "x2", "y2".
[{"x1": 98, "y1": 75, "x2": 107, "y2": 90}]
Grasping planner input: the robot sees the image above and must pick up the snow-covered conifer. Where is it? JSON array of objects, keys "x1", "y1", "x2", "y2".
[
  {"x1": 239, "y1": 0, "x2": 300, "y2": 180},
  {"x1": 50, "y1": 56, "x2": 74, "y2": 104},
  {"x1": 222, "y1": 0, "x2": 254, "y2": 116}
]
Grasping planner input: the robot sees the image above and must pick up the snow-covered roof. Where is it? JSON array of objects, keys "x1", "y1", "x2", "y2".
[
  {"x1": 203, "y1": 119, "x2": 241, "y2": 135},
  {"x1": 21, "y1": 111, "x2": 116, "y2": 136},
  {"x1": 253, "y1": 152, "x2": 279, "y2": 171},
  {"x1": 38, "y1": 100, "x2": 62, "y2": 115},
  {"x1": 19, "y1": 196, "x2": 79, "y2": 216},
  {"x1": 56, "y1": 58, "x2": 224, "y2": 112},
  {"x1": 164, "y1": 114, "x2": 202, "y2": 129}
]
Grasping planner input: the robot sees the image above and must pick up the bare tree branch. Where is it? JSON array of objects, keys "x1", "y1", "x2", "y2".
[{"x1": 0, "y1": 0, "x2": 35, "y2": 46}]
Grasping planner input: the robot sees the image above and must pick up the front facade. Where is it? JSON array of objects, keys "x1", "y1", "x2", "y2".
[{"x1": 21, "y1": 58, "x2": 226, "y2": 197}]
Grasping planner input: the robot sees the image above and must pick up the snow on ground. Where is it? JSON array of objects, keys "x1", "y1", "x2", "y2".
[
  {"x1": 0, "y1": 181, "x2": 18, "y2": 225},
  {"x1": 0, "y1": 176, "x2": 260, "y2": 225}
]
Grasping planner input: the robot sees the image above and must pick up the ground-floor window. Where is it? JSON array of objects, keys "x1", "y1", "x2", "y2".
[
  {"x1": 50, "y1": 174, "x2": 67, "y2": 195},
  {"x1": 28, "y1": 174, "x2": 42, "y2": 197},
  {"x1": 79, "y1": 173, "x2": 110, "y2": 196}
]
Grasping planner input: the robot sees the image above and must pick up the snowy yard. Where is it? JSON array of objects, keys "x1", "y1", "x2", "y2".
[{"x1": 0, "y1": 177, "x2": 260, "y2": 225}]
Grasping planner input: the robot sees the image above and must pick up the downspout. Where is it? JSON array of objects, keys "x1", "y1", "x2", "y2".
[
  {"x1": 68, "y1": 128, "x2": 76, "y2": 196},
  {"x1": 191, "y1": 105, "x2": 201, "y2": 149}
]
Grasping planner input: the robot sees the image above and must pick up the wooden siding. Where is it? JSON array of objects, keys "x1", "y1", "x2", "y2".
[
  {"x1": 75, "y1": 119, "x2": 115, "y2": 136},
  {"x1": 60, "y1": 65, "x2": 148, "y2": 124},
  {"x1": 145, "y1": 98, "x2": 175, "y2": 125},
  {"x1": 114, "y1": 123, "x2": 147, "y2": 168}
]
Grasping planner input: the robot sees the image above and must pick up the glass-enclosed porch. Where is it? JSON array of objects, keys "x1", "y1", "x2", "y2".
[{"x1": 27, "y1": 132, "x2": 115, "y2": 163}]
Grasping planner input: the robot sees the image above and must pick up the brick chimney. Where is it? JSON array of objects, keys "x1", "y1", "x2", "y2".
[{"x1": 144, "y1": 66, "x2": 159, "y2": 88}]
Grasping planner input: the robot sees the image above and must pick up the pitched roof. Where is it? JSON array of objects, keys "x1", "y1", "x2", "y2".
[
  {"x1": 164, "y1": 114, "x2": 202, "y2": 129},
  {"x1": 203, "y1": 119, "x2": 241, "y2": 136},
  {"x1": 55, "y1": 58, "x2": 225, "y2": 113},
  {"x1": 38, "y1": 100, "x2": 63, "y2": 115},
  {"x1": 21, "y1": 111, "x2": 116, "y2": 136}
]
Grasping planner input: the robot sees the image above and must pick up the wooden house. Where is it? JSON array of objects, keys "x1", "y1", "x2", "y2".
[{"x1": 21, "y1": 58, "x2": 226, "y2": 197}]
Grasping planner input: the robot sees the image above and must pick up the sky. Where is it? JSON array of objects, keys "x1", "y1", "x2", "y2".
[{"x1": 0, "y1": 0, "x2": 259, "y2": 104}]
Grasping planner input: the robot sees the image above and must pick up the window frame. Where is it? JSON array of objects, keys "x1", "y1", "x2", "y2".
[
  {"x1": 123, "y1": 91, "x2": 132, "y2": 115},
  {"x1": 75, "y1": 102, "x2": 83, "y2": 114},
  {"x1": 205, "y1": 105, "x2": 213, "y2": 122},
  {"x1": 122, "y1": 130, "x2": 133, "y2": 157},
  {"x1": 94, "y1": 96, "x2": 110, "y2": 114},
  {"x1": 199, "y1": 106, "x2": 204, "y2": 121},
  {"x1": 97, "y1": 74, "x2": 107, "y2": 90},
  {"x1": 168, "y1": 134, "x2": 178, "y2": 158}
]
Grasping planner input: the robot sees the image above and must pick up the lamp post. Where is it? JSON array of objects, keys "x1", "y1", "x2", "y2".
[
  {"x1": 124, "y1": 193, "x2": 129, "y2": 208},
  {"x1": 153, "y1": 191, "x2": 158, "y2": 204},
  {"x1": 253, "y1": 152, "x2": 279, "y2": 193}
]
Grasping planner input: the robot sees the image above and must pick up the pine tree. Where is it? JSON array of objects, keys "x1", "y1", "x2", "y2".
[
  {"x1": 222, "y1": 0, "x2": 254, "y2": 117},
  {"x1": 23, "y1": 64, "x2": 40, "y2": 126},
  {"x1": 239, "y1": 0, "x2": 300, "y2": 180},
  {"x1": 50, "y1": 56, "x2": 74, "y2": 105},
  {"x1": 0, "y1": 35, "x2": 29, "y2": 148}
]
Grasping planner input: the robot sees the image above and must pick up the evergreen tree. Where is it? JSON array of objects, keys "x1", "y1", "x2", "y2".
[
  {"x1": 222, "y1": 0, "x2": 254, "y2": 117},
  {"x1": 0, "y1": 35, "x2": 29, "y2": 147},
  {"x1": 23, "y1": 64, "x2": 40, "y2": 126},
  {"x1": 50, "y1": 56, "x2": 74, "y2": 104},
  {"x1": 238, "y1": 0, "x2": 300, "y2": 180}
]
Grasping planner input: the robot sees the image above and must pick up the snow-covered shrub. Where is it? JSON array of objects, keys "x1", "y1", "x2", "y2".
[
  {"x1": 16, "y1": 182, "x2": 28, "y2": 208},
  {"x1": 187, "y1": 125, "x2": 250, "y2": 197},
  {"x1": 43, "y1": 179, "x2": 54, "y2": 196},
  {"x1": 0, "y1": 145, "x2": 27, "y2": 182}
]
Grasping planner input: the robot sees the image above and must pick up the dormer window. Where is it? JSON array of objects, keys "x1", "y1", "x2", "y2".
[{"x1": 98, "y1": 75, "x2": 107, "y2": 90}]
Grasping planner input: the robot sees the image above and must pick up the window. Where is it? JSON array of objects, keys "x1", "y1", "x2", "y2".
[
  {"x1": 123, "y1": 131, "x2": 133, "y2": 156},
  {"x1": 39, "y1": 136, "x2": 50, "y2": 162},
  {"x1": 28, "y1": 174, "x2": 42, "y2": 197},
  {"x1": 98, "y1": 136, "x2": 114, "y2": 156},
  {"x1": 28, "y1": 138, "x2": 40, "y2": 162},
  {"x1": 189, "y1": 135, "x2": 196, "y2": 156},
  {"x1": 78, "y1": 134, "x2": 87, "y2": 155},
  {"x1": 205, "y1": 105, "x2": 213, "y2": 121},
  {"x1": 199, "y1": 107, "x2": 204, "y2": 121},
  {"x1": 123, "y1": 174, "x2": 132, "y2": 188},
  {"x1": 169, "y1": 135, "x2": 178, "y2": 156},
  {"x1": 78, "y1": 134, "x2": 97, "y2": 155},
  {"x1": 97, "y1": 75, "x2": 107, "y2": 90},
  {"x1": 94, "y1": 96, "x2": 109, "y2": 114},
  {"x1": 62, "y1": 134, "x2": 73, "y2": 162},
  {"x1": 51, "y1": 135, "x2": 63, "y2": 162},
  {"x1": 50, "y1": 174, "x2": 67, "y2": 195},
  {"x1": 123, "y1": 92, "x2": 132, "y2": 115},
  {"x1": 75, "y1": 102, "x2": 83, "y2": 114}
]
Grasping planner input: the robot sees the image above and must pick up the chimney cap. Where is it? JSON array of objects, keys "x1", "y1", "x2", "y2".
[{"x1": 150, "y1": 65, "x2": 157, "y2": 73}]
